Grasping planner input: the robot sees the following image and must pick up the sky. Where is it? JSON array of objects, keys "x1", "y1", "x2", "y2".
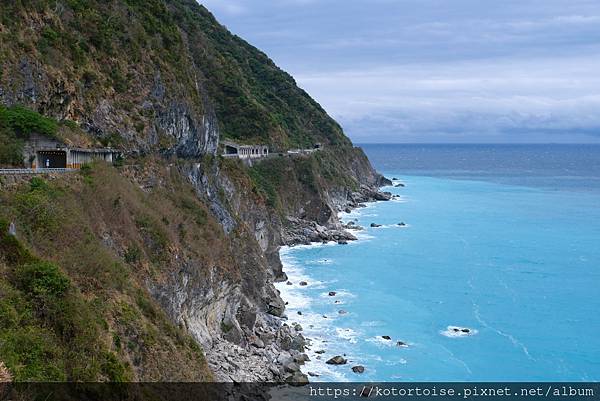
[{"x1": 199, "y1": 0, "x2": 600, "y2": 143}]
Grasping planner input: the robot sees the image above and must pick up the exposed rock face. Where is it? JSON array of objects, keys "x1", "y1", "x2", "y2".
[
  {"x1": 0, "y1": 0, "x2": 389, "y2": 384},
  {"x1": 0, "y1": 361, "x2": 11, "y2": 382}
]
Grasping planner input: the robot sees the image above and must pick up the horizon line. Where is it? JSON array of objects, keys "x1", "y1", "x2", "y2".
[{"x1": 353, "y1": 142, "x2": 600, "y2": 145}]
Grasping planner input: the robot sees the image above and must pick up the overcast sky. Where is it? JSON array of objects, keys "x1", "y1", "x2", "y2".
[{"x1": 199, "y1": 0, "x2": 600, "y2": 143}]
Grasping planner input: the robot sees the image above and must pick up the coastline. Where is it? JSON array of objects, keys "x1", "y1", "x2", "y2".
[{"x1": 274, "y1": 179, "x2": 398, "y2": 381}]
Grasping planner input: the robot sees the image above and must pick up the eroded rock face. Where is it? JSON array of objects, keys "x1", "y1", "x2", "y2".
[{"x1": 1, "y1": 57, "x2": 219, "y2": 160}]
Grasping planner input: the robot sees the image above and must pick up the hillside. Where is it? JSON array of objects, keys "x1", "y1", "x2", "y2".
[
  {"x1": 0, "y1": 0, "x2": 388, "y2": 384},
  {"x1": 0, "y1": 0, "x2": 350, "y2": 152}
]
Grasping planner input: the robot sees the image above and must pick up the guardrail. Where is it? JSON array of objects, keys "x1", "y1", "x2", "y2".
[{"x1": 0, "y1": 168, "x2": 76, "y2": 175}]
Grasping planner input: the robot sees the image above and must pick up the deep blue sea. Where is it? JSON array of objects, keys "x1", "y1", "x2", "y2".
[{"x1": 275, "y1": 144, "x2": 600, "y2": 382}]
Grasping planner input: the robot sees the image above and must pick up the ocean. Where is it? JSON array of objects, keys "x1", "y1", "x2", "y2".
[{"x1": 275, "y1": 144, "x2": 600, "y2": 382}]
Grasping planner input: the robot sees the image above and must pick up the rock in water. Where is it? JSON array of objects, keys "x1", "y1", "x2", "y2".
[
  {"x1": 381, "y1": 335, "x2": 392, "y2": 340},
  {"x1": 299, "y1": 281, "x2": 308, "y2": 286},
  {"x1": 326, "y1": 356, "x2": 347, "y2": 365},
  {"x1": 352, "y1": 365, "x2": 365, "y2": 374},
  {"x1": 328, "y1": 291, "x2": 337, "y2": 296},
  {"x1": 370, "y1": 223, "x2": 382, "y2": 228}
]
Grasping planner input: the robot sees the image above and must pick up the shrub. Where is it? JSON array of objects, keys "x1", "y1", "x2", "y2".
[
  {"x1": 15, "y1": 261, "x2": 70, "y2": 299},
  {"x1": 0, "y1": 326, "x2": 67, "y2": 381},
  {"x1": 0, "y1": 105, "x2": 58, "y2": 140}
]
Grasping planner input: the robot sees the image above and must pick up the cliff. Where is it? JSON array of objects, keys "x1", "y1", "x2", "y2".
[{"x1": 0, "y1": 0, "x2": 388, "y2": 384}]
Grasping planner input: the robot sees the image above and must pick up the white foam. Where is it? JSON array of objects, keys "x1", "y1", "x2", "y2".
[
  {"x1": 366, "y1": 336, "x2": 395, "y2": 347},
  {"x1": 336, "y1": 327, "x2": 359, "y2": 344},
  {"x1": 440, "y1": 326, "x2": 478, "y2": 338}
]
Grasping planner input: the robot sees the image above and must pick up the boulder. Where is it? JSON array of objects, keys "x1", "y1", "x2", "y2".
[
  {"x1": 381, "y1": 335, "x2": 392, "y2": 340},
  {"x1": 294, "y1": 354, "x2": 310, "y2": 364},
  {"x1": 396, "y1": 341, "x2": 408, "y2": 347},
  {"x1": 352, "y1": 365, "x2": 365, "y2": 374},
  {"x1": 326, "y1": 356, "x2": 347, "y2": 365},
  {"x1": 250, "y1": 336, "x2": 265, "y2": 349},
  {"x1": 370, "y1": 223, "x2": 382, "y2": 228},
  {"x1": 338, "y1": 310, "x2": 347, "y2": 315},
  {"x1": 267, "y1": 300, "x2": 285, "y2": 317},
  {"x1": 286, "y1": 281, "x2": 293, "y2": 285},
  {"x1": 328, "y1": 291, "x2": 337, "y2": 296},
  {"x1": 337, "y1": 240, "x2": 348, "y2": 245},
  {"x1": 307, "y1": 371, "x2": 320, "y2": 377},
  {"x1": 299, "y1": 281, "x2": 308, "y2": 286},
  {"x1": 315, "y1": 350, "x2": 326, "y2": 354},
  {"x1": 398, "y1": 222, "x2": 406, "y2": 226},
  {"x1": 284, "y1": 361, "x2": 300, "y2": 373},
  {"x1": 373, "y1": 191, "x2": 392, "y2": 201},
  {"x1": 286, "y1": 371, "x2": 309, "y2": 386}
]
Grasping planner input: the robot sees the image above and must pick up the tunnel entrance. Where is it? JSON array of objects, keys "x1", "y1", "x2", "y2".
[{"x1": 37, "y1": 150, "x2": 67, "y2": 168}]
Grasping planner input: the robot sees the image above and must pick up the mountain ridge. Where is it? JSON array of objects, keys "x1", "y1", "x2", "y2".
[{"x1": 0, "y1": 0, "x2": 389, "y2": 386}]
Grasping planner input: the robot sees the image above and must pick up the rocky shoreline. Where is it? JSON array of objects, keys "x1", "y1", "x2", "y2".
[{"x1": 204, "y1": 179, "x2": 394, "y2": 386}]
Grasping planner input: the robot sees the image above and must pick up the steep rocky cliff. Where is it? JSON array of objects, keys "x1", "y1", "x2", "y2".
[{"x1": 0, "y1": 0, "x2": 388, "y2": 384}]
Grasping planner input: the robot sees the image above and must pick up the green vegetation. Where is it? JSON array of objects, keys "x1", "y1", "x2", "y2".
[
  {"x1": 0, "y1": 105, "x2": 59, "y2": 167},
  {"x1": 0, "y1": 170, "x2": 214, "y2": 382},
  {"x1": 0, "y1": 0, "x2": 353, "y2": 152},
  {"x1": 248, "y1": 158, "x2": 286, "y2": 208},
  {"x1": 0, "y1": 219, "x2": 131, "y2": 381}
]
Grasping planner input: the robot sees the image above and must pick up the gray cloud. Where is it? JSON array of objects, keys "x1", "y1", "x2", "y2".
[{"x1": 199, "y1": 0, "x2": 600, "y2": 143}]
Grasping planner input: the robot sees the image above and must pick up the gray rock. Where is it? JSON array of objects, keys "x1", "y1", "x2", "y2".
[
  {"x1": 308, "y1": 371, "x2": 320, "y2": 377},
  {"x1": 352, "y1": 365, "x2": 365, "y2": 374},
  {"x1": 251, "y1": 336, "x2": 265, "y2": 349},
  {"x1": 326, "y1": 356, "x2": 347, "y2": 365},
  {"x1": 338, "y1": 310, "x2": 347, "y2": 315},
  {"x1": 373, "y1": 191, "x2": 392, "y2": 201},
  {"x1": 328, "y1": 291, "x2": 337, "y2": 296},
  {"x1": 299, "y1": 281, "x2": 308, "y2": 286},
  {"x1": 284, "y1": 361, "x2": 300, "y2": 373},
  {"x1": 294, "y1": 353, "x2": 310, "y2": 364},
  {"x1": 8, "y1": 222, "x2": 16, "y2": 236},
  {"x1": 382, "y1": 335, "x2": 392, "y2": 340},
  {"x1": 370, "y1": 223, "x2": 382, "y2": 228},
  {"x1": 287, "y1": 371, "x2": 309, "y2": 386}
]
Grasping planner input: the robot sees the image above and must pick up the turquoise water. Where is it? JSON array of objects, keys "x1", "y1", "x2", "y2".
[{"x1": 275, "y1": 145, "x2": 600, "y2": 382}]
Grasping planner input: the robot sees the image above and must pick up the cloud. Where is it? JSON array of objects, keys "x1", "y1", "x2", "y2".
[
  {"x1": 295, "y1": 56, "x2": 600, "y2": 142},
  {"x1": 200, "y1": 0, "x2": 600, "y2": 143}
]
